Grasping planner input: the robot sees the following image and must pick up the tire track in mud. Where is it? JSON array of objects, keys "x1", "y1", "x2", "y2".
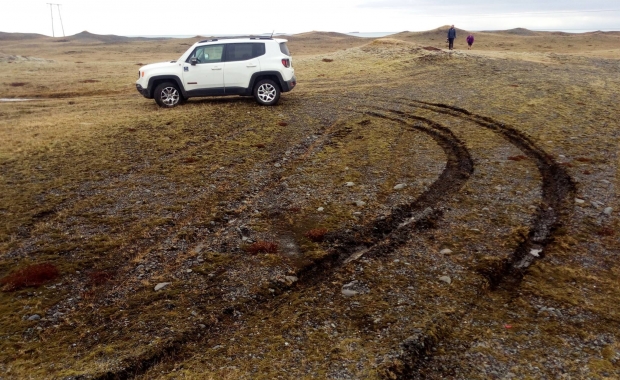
[
  {"x1": 87, "y1": 96, "x2": 575, "y2": 379},
  {"x1": 339, "y1": 96, "x2": 576, "y2": 379},
  {"x1": 88, "y1": 109, "x2": 474, "y2": 379}
]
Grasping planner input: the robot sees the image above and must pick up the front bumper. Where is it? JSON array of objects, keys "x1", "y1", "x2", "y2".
[
  {"x1": 281, "y1": 75, "x2": 296, "y2": 92},
  {"x1": 136, "y1": 84, "x2": 150, "y2": 98}
]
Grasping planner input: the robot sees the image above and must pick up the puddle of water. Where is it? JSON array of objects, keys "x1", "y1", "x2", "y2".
[{"x1": 0, "y1": 98, "x2": 33, "y2": 102}]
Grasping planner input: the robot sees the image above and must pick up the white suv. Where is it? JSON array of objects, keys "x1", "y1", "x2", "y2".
[{"x1": 136, "y1": 37, "x2": 296, "y2": 107}]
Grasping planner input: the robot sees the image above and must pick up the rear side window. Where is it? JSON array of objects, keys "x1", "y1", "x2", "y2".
[
  {"x1": 279, "y1": 42, "x2": 290, "y2": 56},
  {"x1": 225, "y1": 43, "x2": 266, "y2": 62}
]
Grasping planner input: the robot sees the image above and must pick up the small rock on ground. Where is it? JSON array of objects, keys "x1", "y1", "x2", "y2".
[
  {"x1": 28, "y1": 314, "x2": 41, "y2": 321},
  {"x1": 154, "y1": 282, "x2": 171, "y2": 291},
  {"x1": 393, "y1": 183, "x2": 406, "y2": 190},
  {"x1": 440, "y1": 248, "x2": 453, "y2": 254},
  {"x1": 439, "y1": 276, "x2": 452, "y2": 285}
]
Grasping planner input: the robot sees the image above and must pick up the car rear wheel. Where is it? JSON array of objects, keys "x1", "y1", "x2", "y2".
[
  {"x1": 154, "y1": 82, "x2": 182, "y2": 108},
  {"x1": 253, "y1": 79, "x2": 280, "y2": 106}
]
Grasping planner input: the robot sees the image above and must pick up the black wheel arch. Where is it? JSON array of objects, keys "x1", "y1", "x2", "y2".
[
  {"x1": 248, "y1": 71, "x2": 285, "y2": 94},
  {"x1": 147, "y1": 75, "x2": 186, "y2": 98}
]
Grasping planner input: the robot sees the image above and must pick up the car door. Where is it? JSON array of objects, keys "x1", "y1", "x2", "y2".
[
  {"x1": 223, "y1": 43, "x2": 264, "y2": 93},
  {"x1": 182, "y1": 44, "x2": 225, "y2": 93}
]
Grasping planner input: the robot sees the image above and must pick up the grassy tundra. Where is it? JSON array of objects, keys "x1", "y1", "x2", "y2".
[{"x1": 0, "y1": 27, "x2": 619, "y2": 378}]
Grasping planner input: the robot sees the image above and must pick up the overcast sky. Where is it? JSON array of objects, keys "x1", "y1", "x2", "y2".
[{"x1": 2, "y1": 0, "x2": 619, "y2": 37}]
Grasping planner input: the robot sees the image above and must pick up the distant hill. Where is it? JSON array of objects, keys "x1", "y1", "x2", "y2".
[
  {"x1": 288, "y1": 31, "x2": 362, "y2": 40},
  {"x1": 0, "y1": 32, "x2": 48, "y2": 41},
  {"x1": 392, "y1": 25, "x2": 471, "y2": 40}
]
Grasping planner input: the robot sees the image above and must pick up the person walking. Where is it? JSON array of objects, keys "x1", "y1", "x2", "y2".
[
  {"x1": 447, "y1": 25, "x2": 457, "y2": 50},
  {"x1": 466, "y1": 33, "x2": 474, "y2": 50}
]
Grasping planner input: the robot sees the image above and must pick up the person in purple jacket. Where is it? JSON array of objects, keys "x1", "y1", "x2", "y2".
[{"x1": 466, "y1": 34, "x2": 475, "y2": 50}]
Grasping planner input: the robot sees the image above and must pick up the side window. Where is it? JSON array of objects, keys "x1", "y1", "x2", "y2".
[
  {"x1": 225, "y1": 43, "x2": 265, "y2": 62},
  {"x1": 186, "y1": 44, "x2": 224, "y2": 64}
]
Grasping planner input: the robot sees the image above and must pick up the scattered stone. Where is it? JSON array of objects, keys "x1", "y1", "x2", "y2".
[
  {"x1": 342, "y1": 289, "x2": 359, "y2": 297},
  {"x1": 440, "y1": 248, "x2": 453, "y2": 254},
  {"x1": 284, "y1": 276, "x2": 298, "y2": 285},
  {"x1": 530, "y1": 248, "x2": 542, "y2": 257},
  {"x1": 154, "y1": 282, "x2": 171, "y2": 291},
  {"x1": 354, "y1": 200, "x2": 366, "y2": 207},
  {"x1": 438, "y1": 276, "x2": 452, "y2": 285},
  {"x1": 601, "y1": 179, "x2": 610, "y2": 184},
  {"x1": 352, "y1": 212, "x2": 362, "y2": 216},
  {"x1": 317, "y1": 207, "x2": 324, "y2": 212},
  {"x1": 199, "y1": 324, "x2": 206, "y2": 329},
  {"x1": 186, "y1": 269, "x2": 193, "y2": 273},
  {"x1": 603, "y1": 207, "x2": 613, "y2": 215},
  {"x1": 494, "y1": 185, "x2": 502, "y2": 191},
  {"x1": 345, "y1": 182, "x2": 355, "y2": 187},
  {"x1": 482, "y1": 207, "x2": 490, "y2": 212},
  {"x1": 342, "y1": 280, "x2": 358, "y2": 288},
  {"x1": 393, "y1": 183, "x2": 406, "y2": 190},
  {"x1": 575, "y1": 198, "x2": 585, "y2": 204},
  {"x1": 274, "y1": 163, "x2": 281, "y2": 168},
  {"x1": 28, "y1": 314, "x2": 41, "y2": 321}
]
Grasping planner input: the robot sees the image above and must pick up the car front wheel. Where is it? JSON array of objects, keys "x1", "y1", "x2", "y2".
[
  {"x1": 253, "y1": 79, "x2": 280, "y2": 106},
  {"x1": 154, "y1": 82, "x2": 182, "y2": 108}
]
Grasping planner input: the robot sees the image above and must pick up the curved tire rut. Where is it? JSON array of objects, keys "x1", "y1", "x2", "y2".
[
  {"x1": 87, "y1": 106, "x2": 474, "y2": 380},
  {"x1": 84, "y1": 96, "x2": 575, "y2": 379}
]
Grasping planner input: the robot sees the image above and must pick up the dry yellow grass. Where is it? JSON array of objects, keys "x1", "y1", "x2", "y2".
[{"x1": 0, "y1": 28, "x2": 619, "y2": 379}]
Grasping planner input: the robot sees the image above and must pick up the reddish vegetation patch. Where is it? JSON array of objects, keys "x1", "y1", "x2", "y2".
[
  {"x1": 583, "y1": 170, "x2": 591, "y2": 175},
  {"x1": 322, "y1": 58, "x2": 334, "y2": 62},
  {"x1": 596, "y1": 227, "x2": 615, "y2": 237},
  {"x1": 508, "y1": 155, "x2": 527, "y2": 161},
  {"x1": 509, "y1": 84, "x2": 520, "y2": 87},
  {"x1": 9, "y1": 82, "x2": 28, "y2": 87},
  {"x1": 244, "y1": 241, "x2": 279, "y2": 254},
  {"x1": 560, "y1": 162, "x2": 573, "y2": 167},
  {"x1": 75, "y1": 61, "x2": 84, "y2": 64},
  {"x1": 305, "y1": 228, "x2": 329, "y2": 242},
  {"x1": 423, "y1": 46, "x2": 441, "y2": 51},
  {"x1": 287, "y1": 206, "x2": 301, "y2": 213},
  {"x1": 575, "y1": 157, "x2": 592, "y2": 163},
  {"x1": 136, "y1": 63, "x2": 144, "y2": 66},
  {"x1": 0, "y1": 263, "x2": 59, "y2": 291},
  {"x1": 127, "y1": 128, "x2": 137, "y2": 132},
  {"x1": 80, "y1": 79, "x2": 100, "y2": 83},
  {"x1": 278, "y1": 122, "x2": 288, "y2": 127},
  {"x1": 183, "y1": 157, "x2": 198, "y2": 163},
  {"x1": 88, "y1": 270, "x2": 115, "y2": 287},
  {"x1": 576, "y1": 102, "x2": 585, "y2": 105},
  {"x1": 254, "y1": 143, "x2": 266, "y2": 149}
]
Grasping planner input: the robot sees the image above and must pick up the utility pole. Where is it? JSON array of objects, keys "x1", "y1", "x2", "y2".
[
  {"x1": 56, "y1": 4, "x2": 65, "y2": 37},
  {"x1": 47, "y1": 3, "x2": 55, "y2": 37},
  {"x1": 46, "y1": 3, "x2": 64, "y2": 37}
]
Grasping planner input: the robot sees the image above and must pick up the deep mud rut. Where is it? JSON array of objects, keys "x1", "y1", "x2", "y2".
[{"x1": 60, "y1": 93, "x2": 576, "y2": 380}]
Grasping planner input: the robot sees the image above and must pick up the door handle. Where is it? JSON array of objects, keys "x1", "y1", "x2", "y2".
[
  {"x1": 246, "y1": 64, "x2": 257, "y2": 67},
  {"x1": 212, "y1": 67, "x2": 222, "y2": 70}
]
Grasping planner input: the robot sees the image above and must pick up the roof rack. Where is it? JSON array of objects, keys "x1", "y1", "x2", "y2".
[{"x1": 198, "y1": 36, "x2": 273, "y2": 43}]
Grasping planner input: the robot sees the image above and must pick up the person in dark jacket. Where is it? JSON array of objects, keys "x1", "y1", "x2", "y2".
[
  {"x1": 466, "y1": 34, "x2": 474, "y2": 50},
  {"x1": 447, "y1": 25, "x2": 456, "y2": 50}
]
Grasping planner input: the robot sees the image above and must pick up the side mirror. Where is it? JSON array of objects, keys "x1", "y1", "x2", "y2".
[{"x1": 190, "y1": 57, "x2": 198, "y2": 65}]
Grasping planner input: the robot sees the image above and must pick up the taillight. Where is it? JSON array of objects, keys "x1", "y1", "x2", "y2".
[{"x1": 281, "y1": 58, "x2": 290, "y2": 68}]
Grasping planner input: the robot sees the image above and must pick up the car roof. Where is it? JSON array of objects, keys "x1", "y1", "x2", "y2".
[{"x1": 197, "y1": 37, "x2": 288, "y2": 45}]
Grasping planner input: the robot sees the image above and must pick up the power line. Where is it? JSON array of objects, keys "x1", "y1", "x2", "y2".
[
  {"x1": 46, "y1": 3, "x2": 54, "y2": 37},
  {"x1": 46, "y1": 3, "x2": 65, "y2": 37},
  {"x1": 56, "y1": 4, "x2": 65, "y2": 37}
]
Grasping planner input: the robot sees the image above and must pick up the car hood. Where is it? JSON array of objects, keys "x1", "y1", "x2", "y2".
[{"x1": 140, "y1": 61, "x2": 179, "y2": 71}]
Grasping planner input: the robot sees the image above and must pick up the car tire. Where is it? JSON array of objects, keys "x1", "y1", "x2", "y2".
[
  {"x1": 154, "y1": 82, "x2": 182, "y2": 108},
  {"x1": 253, "y1": 79, "x2": 280, "y2": 106}
]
